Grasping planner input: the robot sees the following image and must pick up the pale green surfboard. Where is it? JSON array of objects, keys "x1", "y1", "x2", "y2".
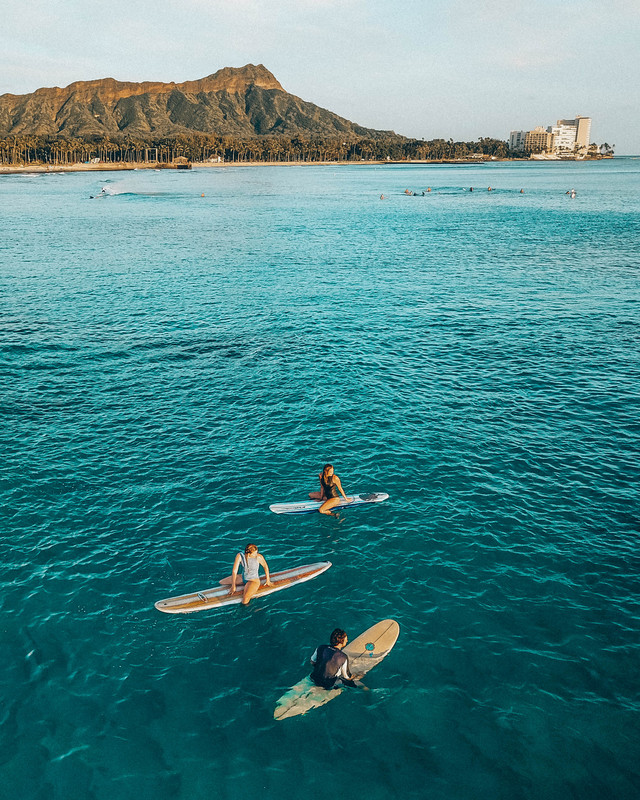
[{"x1": 274, "y1": 619, "x2": 399, "y2": 720}]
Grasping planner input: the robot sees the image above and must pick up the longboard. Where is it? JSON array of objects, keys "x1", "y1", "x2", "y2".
[
  {"x1": 274, "y1": 619, "x2": 399, "y2": 720},
  {"x1": 155, "y1": 561, "x2": 331, "y2": 614},
  {"x1": 269, "y1": 492, "x2": 389, "y2": 515}
]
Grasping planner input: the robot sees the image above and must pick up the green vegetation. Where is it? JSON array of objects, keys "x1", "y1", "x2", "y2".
[{"x1": 0, "y1": 133, "x2": 510, "y2": 166}]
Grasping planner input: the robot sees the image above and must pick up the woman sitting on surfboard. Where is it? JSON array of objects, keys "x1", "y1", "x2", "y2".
[
  {"x1": 310, "y1": 628, "x2": 366, "y2": 690},
  {"x1": 221, "y1": 544, "x2": 272, "y2": 605},
  {"x1": 309, "y1": 464, "x2": 352, "y2": 516}
]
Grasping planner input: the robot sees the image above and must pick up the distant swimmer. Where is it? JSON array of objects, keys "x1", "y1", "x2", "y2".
[
  {"x1": 380, "y1": 194, "x2": 385, "y2": 200},
  {"x1": 309, "y1": 464, "x2": 352, "y2": 516},
  {"x1": 566, "y1": 188, "x2": 577, "y2": 198},
  {"x1": 520, "y1": 189, "x2": 524, "y2": 194},
  {"x1": 488, "y1": 186, "x2": 493, "y2": 192},
  {"x1": 469, "y1": 187, "x2": 473, "y2": 192},
  {"x1": 220, "y1": 543, "x2": 272, "y2": 605},
  {"x1": 427, "y1": 187, "x2": 431, "y2": 192}
]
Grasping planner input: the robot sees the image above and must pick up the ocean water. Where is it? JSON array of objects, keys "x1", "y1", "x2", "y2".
[{"x1": 1, "y1": 159, "x2": 639, "y2": 800}]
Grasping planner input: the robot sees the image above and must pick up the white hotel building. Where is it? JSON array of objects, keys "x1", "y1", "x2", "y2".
[{"x1": 510, "y1": 116, "x2": 592, "y2": 155}]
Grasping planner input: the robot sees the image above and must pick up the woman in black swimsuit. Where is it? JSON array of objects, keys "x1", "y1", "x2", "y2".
[{"x1": 309, "y1": 464, "x2": 352, "y2": 516}]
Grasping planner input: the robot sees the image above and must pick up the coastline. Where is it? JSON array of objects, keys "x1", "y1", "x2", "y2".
[
  {"x1": 0, "y1": 160, "x2": 487, "y2": 175},
  {"x1": 1, "y1": 157, "x2": 615, "y2": 176}
]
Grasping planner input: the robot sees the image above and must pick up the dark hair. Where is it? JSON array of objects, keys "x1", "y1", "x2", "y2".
[
  {"x1": 244, "y1": 543, "x2": 258, "y2": 554},
  {"x1": 322, "y1": 464, "x2": 334, "y2": 475},
  {"x1": 330, "y1": 628, "x2": 347, "y2": 647}
]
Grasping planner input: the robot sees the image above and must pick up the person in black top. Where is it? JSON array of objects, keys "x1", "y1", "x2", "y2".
[
  {"x1": 308, "y1": 464, "x2": 352, "y2": 516},
  {"x1": 310, "y1": 628, "x2": 367, "y2": 690}
]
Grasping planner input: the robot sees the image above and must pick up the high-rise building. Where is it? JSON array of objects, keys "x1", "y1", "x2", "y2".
[
  {"x1": 574, "y1": 116, "x2": 592, "y2": 151},
  {"x1": 548, "y1": 123, "x2": 577, "y2": 153},
  {"x1": 509, "y1": 130, "x2": 527, "y2": 152},
  {"x1": 555, "y1": 116, "x2": 592, "y2": 153},
  {"x1": 525, "y1": 126, "x2": 554, "y2": 153}
]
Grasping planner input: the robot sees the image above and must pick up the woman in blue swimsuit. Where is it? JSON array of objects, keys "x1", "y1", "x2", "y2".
[{"x1": 309, "y1": 464, "x2": 352, "y2": 516}]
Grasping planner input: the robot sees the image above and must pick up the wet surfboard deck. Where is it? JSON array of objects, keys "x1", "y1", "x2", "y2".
[
  {"x1": 154, "y1": 561, "x2": 332, "y2": 614},
  {"x1": 269, "y1": 492, "x2": 389, "y2": 515},
  {"x1": 274, "y1": 619, "x2": 400, "y2": 720}
]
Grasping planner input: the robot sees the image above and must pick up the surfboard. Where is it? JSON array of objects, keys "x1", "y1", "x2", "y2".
[
  {"x1": 274, "y1": 619, "x2": 400, "y2": 720},
  {"x1": 269, "y1": 492, "x2": 389, "y2": 515},
  {"x1": 154, "y1": 561, "x2": 332, "y2": 614}
]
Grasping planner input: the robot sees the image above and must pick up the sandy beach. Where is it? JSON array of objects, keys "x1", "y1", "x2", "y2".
[
  {"x1": 0, "y1": 158, "x2": 509, "y2": 175},
  {"x1": 0, "y1": 160, "x2": 365, "y2": 175}
]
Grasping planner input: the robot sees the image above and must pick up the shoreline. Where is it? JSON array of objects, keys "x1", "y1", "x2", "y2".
[
  {"x1": 0, "y1": 159, "x2": 498, "y2": 175},
  {"x1": 0, "y1": 156, "x2": 620, "y2": 175},
  {"x1": 0, "y1": 156, "x2": 614, "y2": 176}
]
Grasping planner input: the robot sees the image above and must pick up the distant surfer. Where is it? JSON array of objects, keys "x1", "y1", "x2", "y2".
[
  {"x1": 310, "y1": 629, "x2": 368, "y2": 690},
  {"x1": 309, "y1": 464, "x2": 352, "y2": 516},
  {"x1": 221, "y1": 543, "x2": 272, "y2": 605}
]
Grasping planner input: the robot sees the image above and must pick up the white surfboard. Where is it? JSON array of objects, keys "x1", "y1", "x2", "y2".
[
  {"x1": 269, "y1": 492, "x2": 389, "y2": 515},
  {"x1": 274, "y1": 619, "x2": 400, "y2": 720},
  {"x1": 155, "y1": 562, "x2": 331, "y2": 614}
]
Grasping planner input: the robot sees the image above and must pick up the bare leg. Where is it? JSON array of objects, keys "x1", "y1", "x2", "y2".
[
  {"x1": 319, "y1": 497, "x2": 342, "y2": 516},
  {"x1": 241, "y1": 579, "x2": 261, "y2": 605},
  {"x1": 220, "y1": 575, "x2": 244, "y2": 587}
]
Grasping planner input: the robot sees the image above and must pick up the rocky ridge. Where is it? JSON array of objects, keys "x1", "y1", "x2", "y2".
[{"x1": 0, "y1": 64, "x2": 393, "y2": 140}]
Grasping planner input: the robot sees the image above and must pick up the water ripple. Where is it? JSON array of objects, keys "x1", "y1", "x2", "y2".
[{"x1": 1, "y1": 162, "x2": 639, "y2": 799}]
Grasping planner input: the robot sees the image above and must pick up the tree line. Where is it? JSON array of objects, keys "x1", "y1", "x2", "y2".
[{"x1": 0, "y1": 133, "x2": 512, "y2": 166}]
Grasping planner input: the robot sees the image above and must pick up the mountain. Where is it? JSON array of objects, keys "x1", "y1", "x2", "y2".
[{"x1": 0, "y1": 64, "x2": 394, "y2": 140}]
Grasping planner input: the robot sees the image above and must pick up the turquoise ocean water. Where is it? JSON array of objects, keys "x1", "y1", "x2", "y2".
[{"x1": 1, "y1": 160, "x2": 639, "y2": 799}]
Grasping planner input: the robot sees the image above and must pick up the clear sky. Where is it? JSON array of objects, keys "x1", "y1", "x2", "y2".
[{"x1": 1, "y1": 0, "x2": 638, "y2": 152}]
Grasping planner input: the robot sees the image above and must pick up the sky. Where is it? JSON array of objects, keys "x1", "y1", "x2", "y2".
[{"x1": 1, "y1": 0, "x2": 638, "y2": 152}]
